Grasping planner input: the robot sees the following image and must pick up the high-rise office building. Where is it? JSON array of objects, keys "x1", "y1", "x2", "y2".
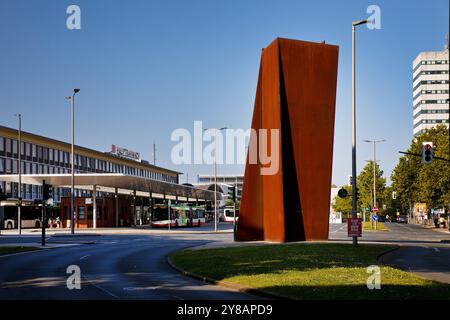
[{"x1": 412, "y1": 45, "x2": 449, "y2": 136}]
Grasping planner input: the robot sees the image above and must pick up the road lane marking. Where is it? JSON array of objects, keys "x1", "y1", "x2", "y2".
[
  {"x1": 79, "y1": 254, "x2": 90, "y2": 260},
  {"x1": 433, "y1": 248, "x2": 440, "y2": 252},
  {"x1": 82, "y1": 274, "x2": 120, "y2": 299}
]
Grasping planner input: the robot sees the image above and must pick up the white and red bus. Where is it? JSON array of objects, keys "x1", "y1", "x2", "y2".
[
  {"x1": 191, "y1": 206, "x2": 206, "y2": 226},
  {"x1": 223, "y1": 207, "x2": 239, "y2": 223},
  {"x1": 151, "y1": 204, "x2": 191, "y2": 228},
  {"x1": 0, "y1": 200, "x2": 42, "y2": 229},
  {"x1": 151, "y1": 204, "x2": 207, "y2": 228}
]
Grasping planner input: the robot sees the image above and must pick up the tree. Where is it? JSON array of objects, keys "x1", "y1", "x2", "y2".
[
  {"x1": 391, "y1": 125, "x2": 450, "y2": 213},
  {"x1": 332, "y1": 186, "x2": 352, "y2": 218},
  {"x1": 356, "y1": 161, "x2": 386, "y2": 210}
]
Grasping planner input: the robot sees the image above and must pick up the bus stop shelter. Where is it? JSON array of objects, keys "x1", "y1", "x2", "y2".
[{"x1": 0, "y1": 173, "x2": 219, "y2": 228}]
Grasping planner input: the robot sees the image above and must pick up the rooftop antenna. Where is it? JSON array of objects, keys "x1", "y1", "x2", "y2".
[{"x1": 153, "y1": 142, "x2": 156, "y2": 166}]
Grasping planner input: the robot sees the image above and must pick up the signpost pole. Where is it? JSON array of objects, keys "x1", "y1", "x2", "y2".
[
  {"x1": 41, "y1": 180, "x2": 46, "y2": 247},
  {"x1": 168, "y1": 199, "x2": 171, "y2": 231}
]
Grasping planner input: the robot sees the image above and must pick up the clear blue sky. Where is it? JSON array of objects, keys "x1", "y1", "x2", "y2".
[{"x1": 0, "y1": 0, "x2": 448, "y2": 185}]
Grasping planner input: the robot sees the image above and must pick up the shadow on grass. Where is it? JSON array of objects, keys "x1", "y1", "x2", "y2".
[{"x1": 252, "y1": 283, "x2": 450, "y2": 300}]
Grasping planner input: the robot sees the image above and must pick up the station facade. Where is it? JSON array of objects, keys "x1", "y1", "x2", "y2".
[{"x1": 0, "y1": 125, "x2": 179, "y2": 202}]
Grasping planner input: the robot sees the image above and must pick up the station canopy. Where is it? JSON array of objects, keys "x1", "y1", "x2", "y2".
[{"x1": 0, "y1": 174, "x2": 218, "y2": 201}]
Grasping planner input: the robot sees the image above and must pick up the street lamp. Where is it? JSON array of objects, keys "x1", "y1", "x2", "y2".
[
  {"x1": 363, "y1": 139, "x2": 386, "y2": 211},
  {"x1": 204, "y1": 127, "x2": 227, "y2": 232},
  {"x1": 15, "y1": 113, "x2": 22, "y2": 235},
  {"x1": 351, "y1": 19, "x2": 368, "y2": 246},
  {"x1": 66, "y1": 88, "x2": 80, "y2": 234}
]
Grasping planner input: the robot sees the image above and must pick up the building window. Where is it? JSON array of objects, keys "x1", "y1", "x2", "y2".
[
  {"x1": 78, "y1": 206, "x2": 85, "y2": 220},
  {"x1": 0, "y1": 137, "x2": 4, "y2": 156},
  {"x1": 6, "y1": 138, "x2": 11, "y2": 157},
  {"x1": 32, "y1": 144, "x2": 37, "y2": 161}
]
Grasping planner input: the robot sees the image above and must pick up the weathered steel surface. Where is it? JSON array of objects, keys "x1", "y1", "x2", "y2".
[{"x1": 236, "y1": 38, "x2": 339, "y2": 242}]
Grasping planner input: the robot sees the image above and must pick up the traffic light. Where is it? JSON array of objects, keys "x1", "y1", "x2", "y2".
[
  {"x1": 347, "y1": 175, "x2": 353, "y2": 186},
  {"x1": 422, "y1": 142, "x2": 433, "y2": 164},
  {"x1": 228, "y1": 186, "x2": 236, "y2": 203},
  {"x1": 43, "y1": 183, "x2": 53, "y2": 200}
]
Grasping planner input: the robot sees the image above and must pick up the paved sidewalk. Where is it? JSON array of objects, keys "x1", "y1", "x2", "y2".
[
  {"x1": 0, "y1": 223, "x2": 234, "y2": 236},
  {"x1": 379, "y1": 245, "x2": 450, "y2": 284}
]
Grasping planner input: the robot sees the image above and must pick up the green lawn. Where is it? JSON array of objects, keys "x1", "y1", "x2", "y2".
[
  {"x1": 0, "y1": 246, "x2": 40, "y2": 255},
  {"x1": 171, "y1": 243, "x2": 450, "y2": 299},
  {"x1": 364, "y1": 221, "x2": 389, "y2": 231}
]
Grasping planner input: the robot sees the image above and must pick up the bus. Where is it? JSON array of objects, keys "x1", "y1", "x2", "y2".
[
  {"x1": 191, "y1": 206, "x2": 206, "y2": 226},
  {"x1": 151, "y1": 204, "x2": 191, "y2": 228},
  {"x1": 0, "y1": 200, "x2": 43, "y2": 229},
  {"x1": 151, "y1": 204, "x2": 205, "y2": 228},
  {"x1": 223, "y1": 207, "x2": 239, "y2": 223}
]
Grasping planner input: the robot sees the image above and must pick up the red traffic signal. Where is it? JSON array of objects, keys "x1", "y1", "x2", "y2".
[{"x1": 422, "y1": 142, "x2": 433, "y2": 164}]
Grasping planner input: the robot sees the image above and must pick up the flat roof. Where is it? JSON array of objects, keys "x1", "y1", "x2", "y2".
[
  {"x1": 0, "y1": 174, "x2": 218, "y2": 201},
  {"x1": 0, "y1": 125, "x2": 181, "y2": 175}
]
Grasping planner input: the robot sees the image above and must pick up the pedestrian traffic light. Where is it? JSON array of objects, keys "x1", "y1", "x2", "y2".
[
  {"x1": 43, "y1": 183, "x2": 53, "y2": 200},
  {"x1": 228, "y1": 186, "x2": 236, "y2": 203},
  {"x1": 422, "y1": 142, "x2": 433, "y2": 164}
]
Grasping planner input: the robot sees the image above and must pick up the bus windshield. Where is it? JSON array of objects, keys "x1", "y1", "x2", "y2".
[{"x1": 152, "y1": 206, "x2": 169, "y2": 221}]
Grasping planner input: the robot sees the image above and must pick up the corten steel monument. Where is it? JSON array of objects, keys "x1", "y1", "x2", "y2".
[{"x1": 236, "y1": 38, "x2": 339, "y2": 242}]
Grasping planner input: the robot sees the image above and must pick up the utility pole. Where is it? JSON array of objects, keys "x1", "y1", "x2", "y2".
[
  {"x1": 41, "y1": 180, "x2": 46, "y2": 246},
  {"x1": 16, "y1": 114, "x2": 22, "y2": 235}
]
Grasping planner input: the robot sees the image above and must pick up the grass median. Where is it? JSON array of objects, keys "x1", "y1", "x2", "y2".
[
  {"x1": 170, "y1": 243, "x2": 450, "y2": 299},
  {"x1": 0, "y1": 246, "x2": 40, "y2": 256},
  {"x1": 363, "y1": 221, "x2": 389, "y2": 231}
]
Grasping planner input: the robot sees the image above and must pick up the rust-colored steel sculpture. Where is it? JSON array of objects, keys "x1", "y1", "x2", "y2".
[{"x1": 236, "y1": 38, "x2": 339, "y2": 242}]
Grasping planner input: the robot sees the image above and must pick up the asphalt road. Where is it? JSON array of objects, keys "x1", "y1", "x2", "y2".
[
  {"x1": 330, "y1": 222, "x2": 450, "y2": 284},
  {"x1": 1, "y1": 222, "x2": 449, "y2": 299},
  {"x1": 329, "y1": 221, "x2": 450, "y2": 244},
  {"x1": 0, "y1": 229, "x2": 254, "y2": 300}
]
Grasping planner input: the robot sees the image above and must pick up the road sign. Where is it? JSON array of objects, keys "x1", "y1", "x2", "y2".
[
  {"x1": 338, "y1": 188, "x2": 348, "y2": 199},
  {"x1": 373, "y1": 207, "x2": 379, "y2": 213},
  {"x1": 372, "y1": 214, "x2": 379, "y2": 222},
  {"x1": 347, "y1": 218, "x2": 362, "y2": 237}
]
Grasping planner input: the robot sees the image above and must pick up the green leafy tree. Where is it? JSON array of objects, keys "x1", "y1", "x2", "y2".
[
  {"x1": 356, "y1": 161, "x2": 386, "y2": 210},
  {"x1": 391, "y1": 125, "x2": 450, "y2": 212},
  {"x1": 332, "y1": 186, "x2": 352, "y2": 218}
]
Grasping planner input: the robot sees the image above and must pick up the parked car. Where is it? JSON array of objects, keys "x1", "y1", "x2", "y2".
[
  {"x1": 377, "y1": 215, "x2": 386, "y2": 222},
  {"x1": 397, "y1": 215, "x2": 407, "y2": 224}
]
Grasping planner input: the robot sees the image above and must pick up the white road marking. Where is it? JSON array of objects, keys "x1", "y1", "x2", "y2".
[
  {"x1": 433, "y1": 248, "x2": 440, "y2": 252},
  {"x1": 79, "y1": 254, "x2": 90, "y2": 260},
  {"x1": 82, "y1": 274, "x2": 120, "y2": 299}
]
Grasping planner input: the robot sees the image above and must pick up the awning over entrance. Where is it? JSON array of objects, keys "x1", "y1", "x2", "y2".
[{"x1": 0, "y1": 173, "x2": 219, "y2": 201}]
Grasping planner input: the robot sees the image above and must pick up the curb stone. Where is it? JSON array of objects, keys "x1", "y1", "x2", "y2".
[{"x1": 167, "y1": 255, "x2": 293, "y2": 300}]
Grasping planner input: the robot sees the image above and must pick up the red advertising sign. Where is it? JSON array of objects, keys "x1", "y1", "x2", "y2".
[{"x1": 347, "y1": 218, "x2": 362, "y2": 237}]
